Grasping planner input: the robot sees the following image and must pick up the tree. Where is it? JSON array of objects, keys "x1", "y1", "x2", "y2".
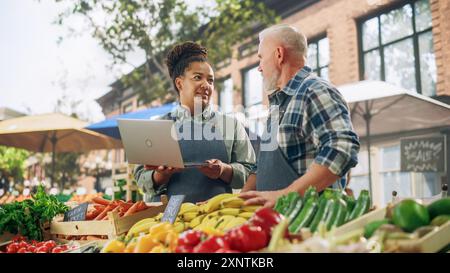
[
  {"x1": 0, "y1": 146, "x2": 29, "y2": 182},
  {"x1": 53, "y1": 0, "x2": 279, "y2": 104}
]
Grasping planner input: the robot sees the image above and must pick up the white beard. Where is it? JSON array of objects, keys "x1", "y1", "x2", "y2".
[{"x1": 263, "y1": 69, "x2": 281, "y2": 95}]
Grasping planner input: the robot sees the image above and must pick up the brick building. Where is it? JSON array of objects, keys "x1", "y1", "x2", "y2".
[{"x1": 97, "y1": 0, "x2": 450, "y2": 205}]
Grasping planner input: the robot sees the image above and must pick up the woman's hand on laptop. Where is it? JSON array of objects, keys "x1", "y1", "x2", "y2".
[
  {"x1": 197, "y1": 159, "x2": 233, "y2": 183},
  {"x1": 147, "y1": 165, "x2": 182, "y2": 186},
  {"x1": 146, "y1": 165, "x2": 181, "y2": 175}
]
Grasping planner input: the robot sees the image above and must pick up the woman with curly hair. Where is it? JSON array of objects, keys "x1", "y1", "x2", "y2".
[{"x1": 134, "y1": 41, "x2": 256, "y2": 203}]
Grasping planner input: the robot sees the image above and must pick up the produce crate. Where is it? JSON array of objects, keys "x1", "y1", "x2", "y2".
[
  {"x1": 330, "y1": 205, "x2": 450, "y2": 253},
  {"x1": 0, "y1": 232, "x2": 15, "y2": 247},
  {"x1": 50, "y1": 200, "x2": 167, "y2": 242},
  {"x1": 332, "y1": 207, "x2": 387, "y2": 237}
]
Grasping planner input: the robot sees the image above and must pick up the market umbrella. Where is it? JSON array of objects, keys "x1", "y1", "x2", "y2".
[
  {"x1": 0, "y1": 113, "x2": 123, "y2": 186},
  {"x1": 338, "y1": 80, "x2": 450, "y2": 196},
  {"x1": 86, "y1": 102, "x2": 177, "y2": 139}
]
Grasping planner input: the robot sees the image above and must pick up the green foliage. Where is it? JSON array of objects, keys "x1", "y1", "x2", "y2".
[
  {"x1": 0, "y1": 146, "x2": 29, "y2": 181},
  {"x1": 53, "y1": 0, "x2": 279, "y2": 104},
  {"x1": 0, "y1": 185, "x2": 69, "y2": 240}
]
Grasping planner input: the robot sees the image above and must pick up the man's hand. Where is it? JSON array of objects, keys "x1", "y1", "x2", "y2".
[{"x1": 239, "y1": 190, "x2": 285, "y2": 208}]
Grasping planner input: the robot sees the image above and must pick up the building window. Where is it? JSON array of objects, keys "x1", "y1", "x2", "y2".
[
  {"x1": 359, "y1": 0, "x2": 436, "y2": 96},
  {"x1": 137, "y1": 99, "x2": 145, "y2": 107},
  {"x1": 242, "y1": 65, "x2": 265, "y2": 135},
  {"x1": 218, "y1": 77, "x2": 234, "y2": 114},
  {"x1": 307, "y1": 36, "x2": 330, "y2": 81},
  {"x1": 122, "y1": 102, "x2": 133, "y2": 113},
  {"x1": 349, "y1": 151, "x2": 370, "y2": 199},
  {"x1": 243, "y1": 65, "x2": 263, "y2": 108}
]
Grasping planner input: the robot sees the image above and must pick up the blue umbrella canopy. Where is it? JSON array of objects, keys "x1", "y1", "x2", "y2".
[{"x1": 86, "y1": 102, "x2": 177, "y2": 139}]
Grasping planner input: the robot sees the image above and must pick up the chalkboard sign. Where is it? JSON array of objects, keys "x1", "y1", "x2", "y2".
[
  {"x1": 63, "y1": 202, "x2": 89, "y2": 222},
  {"x1": 161, "y1": 195, "x2": 185, "y2": 224},
  {"x1": 400, "y1": 136, "x2": 446, "y2": 173}
]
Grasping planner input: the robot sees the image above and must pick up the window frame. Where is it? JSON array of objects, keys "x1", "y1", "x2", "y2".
[
  {"x1": 217, "y1": 75, "x2": 234, "y2": 113},
  {"x1": 122, "y1": 101, "x2": 133, "y2": 114},
  {"x1": 307, "y1": 33, "x2": 329, "y2": 78},
  {"x1": 240, "y1": 63, "x2": 263, "y2": 108},
  {"x1": 357, "y1": 0, "x2": 434, "y2": 95}
]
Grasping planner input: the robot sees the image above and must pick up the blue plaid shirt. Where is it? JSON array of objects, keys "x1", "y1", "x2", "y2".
[{"x1": 264, "y1": 66, "x2": 359, "y2": 179}]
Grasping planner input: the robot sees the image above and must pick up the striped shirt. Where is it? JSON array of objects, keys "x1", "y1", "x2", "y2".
[{"x1": 261, "y1": 66, "x2": 360, "y2": 180}]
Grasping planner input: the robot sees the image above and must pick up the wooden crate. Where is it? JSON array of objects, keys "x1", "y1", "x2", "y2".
[
  {"x1": 330, "y1": 206, "x2": 450, "y2": 253},
  {"x1": 50, "y1": 200, "x2": 167, "y2": 241}
]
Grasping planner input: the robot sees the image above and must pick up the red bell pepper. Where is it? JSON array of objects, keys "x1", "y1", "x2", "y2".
[
  {"x1": 225, "y1": 224, "x2": 268, "y2": 252},
  {"x1": 177, "y1": 230, "x2": 206, "y2": 248},
  {"x1": 249, "y1": 207, "x2": 283, "y2": 236},
  {"x1": 175, "y1": 245, "x2": 194, "y2": 253},
  {"x1": 193, "y1": 236, "x2": 230, "y2": 253}
]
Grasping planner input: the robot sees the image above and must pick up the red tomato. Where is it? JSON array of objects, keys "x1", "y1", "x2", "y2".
[
  {"x1": 17, "y1": 247, "x2": 29, "y2": 253},
  {"x1": 51, "y1": 247, "x2": 65, "y2": 253},
  {"x1": 30, "y1": 240, "x2": 39, "y2": 246},
  {"x1": 59, "y1": 245, "x2": 69, "y2": 251},
  {"x1": 18, "y1": 241, "x2": 29, "y2": 249},
  {"x1": 43, "y1": 241, "x2": 57, "y2": 250},
  {"x1": 35, "y1": 242, "x2": 45, "y2": 248},
  {"x1": 35, "y1": 246, "x2": 49, "y2": 253},
  {"x1": 27, "y1": 245, "x2": 37, "y2": 253},
  {"x1": 12, "y1": 235, "x2": 27, "y2": 243},
  {"x1": 6, "y1": 242, "x2": 20, "y2": 253}
]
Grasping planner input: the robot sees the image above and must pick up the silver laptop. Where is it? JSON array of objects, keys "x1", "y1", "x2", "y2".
[{"x1": 117, "y1": 119, "x2": 208, "y2": 168}]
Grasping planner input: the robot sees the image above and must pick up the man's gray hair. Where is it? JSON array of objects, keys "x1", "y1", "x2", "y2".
[{"x1": 259, "y1": 24, "x2": 308, "y2": 59}]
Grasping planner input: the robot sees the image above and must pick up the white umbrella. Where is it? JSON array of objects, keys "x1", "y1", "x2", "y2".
[{"x1": 338, "y1": 80, "x2": 450, "y2": 196}]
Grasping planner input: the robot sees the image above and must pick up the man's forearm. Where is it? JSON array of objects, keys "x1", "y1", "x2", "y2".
[
  {"x1": 241, "y1": 174, "x2": 256, "y2": 192},
  {"x1": 283, "y1": 163, "x2": 339, "y2": 196}
]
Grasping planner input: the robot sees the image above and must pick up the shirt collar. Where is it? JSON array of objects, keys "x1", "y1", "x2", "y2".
[
  {"x1": 171, "y1": 103, "x2": 214, "y2": 122},
  {"x1": 282, "y1": 65, "x2": 312, "y2": 96},
  {"x1": 268, "y1": 66, "x2": 312, "y2": 105}
]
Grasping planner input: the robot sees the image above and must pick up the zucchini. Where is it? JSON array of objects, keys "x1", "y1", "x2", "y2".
[
  {"x1": 347, "y1": 190, "x2": 371, "y2": 221},
  {"x1": 284, "y1": 192, "x2": 301, "y2": 216},
  {"x1": 325, "y1": 199, "x2": 340, "y2": 231},
  {"x1": 310, "y1": 198, "x2": 334, "y2": 233},
  {"x1": 330, "y1": 199, "x2": 348, "y2": 229},
  {"x1": 288, "y1": 197, "x2": 319, "y2": 234},
  {"x1": 274, "y1": 195, "x2": 288, "y2": 214},
  {"x1": 287, "y1": 198, "x2": 303, "y2": 223}
]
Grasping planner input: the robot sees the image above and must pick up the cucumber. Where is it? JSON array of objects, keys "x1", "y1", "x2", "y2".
[
  {"x1": 364, "y1": 219, "x2": 390, "y2": 238},
  {"x1": 330, "y1": 199, "x2": 348, "y2": 229},
  {"x1": 342, "y1": 193, "x2": 356, "y2": 213},
  {"x1": 288, "y1": 197, "x2": 319, "y2": 234},
  {"x1": 274, "y1": 195, "x2": 288, "y2": 214},
  {"x1": 284, "y1": 192, "x2": 301, "y2": 216},
  {"x1": 325, "y1": 199, "x2": 340, "y2": 231},
  {"x1": 309, "y1": 198, "x2": 328, "y2": 233},
  {"x1": 303, "y1": 186, "x2": 317, "y2": 201},
  {"x1": 287, "y1": 198, "x2": 303, "y2": 223},
  {"x1": 347, "y1": 190, "x2": 371, "y2": 221},
  {"x1": 310, "y1": 198, "x2": 335, "y2": 233}
]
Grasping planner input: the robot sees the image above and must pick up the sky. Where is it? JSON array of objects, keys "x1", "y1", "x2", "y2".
[{"x1": 0, "y1": 0, "x2": 144, "y2": 123}]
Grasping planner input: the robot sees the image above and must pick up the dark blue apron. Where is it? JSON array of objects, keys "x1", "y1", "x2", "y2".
[
  {"x1": 256, "y1": 75, "x2": 344, "y2": 191},
  {"x1": 152, "y1": 113, "x2": 231, "y2": 203},
  {"x1": 256, "y1": 92, "x2": 299, "y2": 191}
]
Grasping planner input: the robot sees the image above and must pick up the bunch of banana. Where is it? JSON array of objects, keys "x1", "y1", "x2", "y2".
[
  {"x1": 125, "y1": 193, "x2": 263, "y2": 241},
  {"x1": 186, "y1": 193, "x2": 262, "y2": 233},
  {"x1": 126, "y1": 218, "x2": 159, "y2": 240}
]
